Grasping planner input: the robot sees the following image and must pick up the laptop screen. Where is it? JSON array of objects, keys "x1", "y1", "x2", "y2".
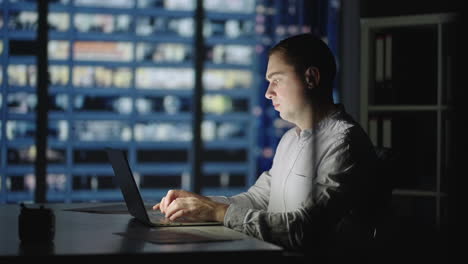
[{"x1": 105, "y1": 148, "x2": 152, "y2": 224}]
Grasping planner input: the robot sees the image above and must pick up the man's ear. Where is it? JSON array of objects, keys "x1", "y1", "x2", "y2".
[{"x1": 305, "y1": 67, "x2": 320, "y2": 89}]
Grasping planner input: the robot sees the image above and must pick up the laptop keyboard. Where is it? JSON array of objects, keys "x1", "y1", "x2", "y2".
[
  {"x1": 148, "y1": 210, "x2": 166, "y2": 220},
  {"x1": 147, "y1": 210, "x2": 189, "y2": 225}
]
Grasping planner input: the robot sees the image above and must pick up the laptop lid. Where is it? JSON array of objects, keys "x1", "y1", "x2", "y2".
[
  {"x1": 106, "y1": 147, "x2": 223, "y2": 227},
  {"x1": 105, "y1": 147, "x2": 153, "y2": 226}
]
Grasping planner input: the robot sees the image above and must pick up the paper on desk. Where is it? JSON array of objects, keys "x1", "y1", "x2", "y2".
[{"x1": 115, "y1": 228, "x2": 244, "y2": 244}]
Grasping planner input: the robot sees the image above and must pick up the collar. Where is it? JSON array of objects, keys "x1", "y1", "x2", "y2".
[{"x1": 294, "y1": 104, "x2": 344, "y2": 137}]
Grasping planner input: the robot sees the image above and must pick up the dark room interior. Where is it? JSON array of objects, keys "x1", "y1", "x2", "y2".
[{"x1": 0, "y1": 0, "x2": 462, "y2": 262}]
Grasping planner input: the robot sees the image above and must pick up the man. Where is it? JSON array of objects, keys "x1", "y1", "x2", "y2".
[{"x1": 153, "y1": 34, "x2": 379, "y2": 257}]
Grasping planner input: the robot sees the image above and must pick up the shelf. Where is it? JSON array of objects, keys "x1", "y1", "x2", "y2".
[
  {"x1": 70, "y1": 165, "x2": 114, "y2": 175},
  {"x1": 68, "y1": 141, "x2": 194, "y2": 150},
  {"x1": 204, "y1": 113, "x2": 251, "y2": 122},
  {"x1": 5, "y1": 139, "x2": 35, "y2": 147},
  {"x1": 205, "y1": 37, "x2": 257, "y2": 45},
  {"x1": 70, "y1": 190, "x2": 125, "y2": 202},
  {"x1": 72, "y1": 7, "x2": 143, "y2": 15},
  {"x1": 69, "y1": 141, "x2": 137, "y2": 149},
  {"x1": 203, "y1": 163, "x2": 249, "y2": 174},
  {"x1": 204, "y1": 89, "x2": 252, "y2": 98},
  {"x1": 205, "y1": 12, "x2": 255, "y2": 20},
  {"x1": 204, "y1": 139, "x2": 249, "y2": 149},
  {"x1": 4, "y1": 166, "x2": 34, "y2": 175},
  {"x1": 3, "y1": 191, "x2": 35, "y2": 203},
  {"x1": 136, "y1": 62, "x2": 193, "y2": 68},
  {"x1": 48, "y1": 32, "x2": 71, "y2": 39},
  {"x1": 133, "y1": 89, "x2": 193, "y2": 97},
  {"x1": 132, "y1": 142, "x2": 190, "y2": 149},
  {"x1": 368, "y1": 105, "x2": 448, "y2": 112},
  {"x1": 392, "y1": 189, "x2": 447, "y2": 197},
  {"x1": 134, "y1": 35, "x2": 193, "y2": 43},
  {"x1": 49, "y1": 3, "x2": 69, "y2": 12},
  {"x1": 56, "y1": 112, "x2": 194, "y2": 122},
  {"x1": 6, "y1": 2, "x2": 37, "y2": 10},
  {"x1": 6, "y1": 113, "x2": 35, "y2": 120},
  {"x1": 71, "y1": 87, "x2": 133, "y2": 96},
  {"x1": 68, "y1": 112, "x2": 133, "y2": 120},
  {"x1": 6, "y1": 86, "x2": 36, "y2": 92},
  {"x1": 7, "y1": 56, "x2": 36, "y2": 64},
  {"x1": 134, "y1": 113, "x2": 192, "y2": 122},
  {"x1": 133, "y1": 164, "x2": 189, "y2": 175},
  {"x1": 361, "y1": 13, "x2": 457, "y2": 28},
  {"x1": 6, "y1": 31, "x2": 36, "y2": 40},
  {"x1": 204, "y1": 63, "x2": 253, "y2": 70},
  {"x1": 135, "y1": 8, "x2": 194, "y2": 17},
  {"x1": 360, "y1": 13, "x2": 456, "y2": 231}
]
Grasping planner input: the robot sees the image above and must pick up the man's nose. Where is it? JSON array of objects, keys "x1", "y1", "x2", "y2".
[{"x1": 265, "y1": 85, "x2": 274, "y2": 99}]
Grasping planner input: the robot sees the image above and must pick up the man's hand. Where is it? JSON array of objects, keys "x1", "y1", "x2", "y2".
[
  {"x1": 153, "y1": 189, "x2": 204, "y2": 213},
  {"x1": 152, "y1": 189, "x2": 228, "y2": 222}
]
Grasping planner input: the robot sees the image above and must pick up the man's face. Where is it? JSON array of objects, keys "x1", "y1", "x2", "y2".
[{"x1": 265, "y1": 52, "x2": 309, "y2": 124}]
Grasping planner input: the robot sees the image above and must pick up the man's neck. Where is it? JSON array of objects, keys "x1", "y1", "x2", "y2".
[{"x1": 297, "y1": 102, "x2": 337, "y2": 131}]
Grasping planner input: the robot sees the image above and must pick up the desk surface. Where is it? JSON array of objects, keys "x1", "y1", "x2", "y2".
[{"x1": 0, "y1": 203, "x2": 283, "y2": 260}]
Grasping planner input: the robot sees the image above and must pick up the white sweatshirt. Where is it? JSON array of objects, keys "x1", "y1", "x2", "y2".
[{"x1": 210, "y1": 104, "x2": 378, "y2": 251}]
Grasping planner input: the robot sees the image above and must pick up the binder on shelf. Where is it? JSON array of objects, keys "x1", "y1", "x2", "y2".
[
  {"x1": 383, "y1": 33, "x2": 394, "y2": 102},
  {"x1": 368, "y1": 116, "x2": 378, "y2": 147},
  {"x1": 374, "y1": 34, "x2": 385, "y2": 104},
  {"x1": 382, "y1": 117, "x2": 392, "y2": 148},
  {"x1": 374, "y1": 32, "x2": 395, "y2": 105}
]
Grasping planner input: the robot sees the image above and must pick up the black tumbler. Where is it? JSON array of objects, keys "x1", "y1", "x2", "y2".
[{"x1": 18, "y1": 203, "x2": 55, "y2": 243}]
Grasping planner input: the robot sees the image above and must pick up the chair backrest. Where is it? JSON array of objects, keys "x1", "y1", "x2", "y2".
[
  {"x1": 311, "y1": 147, "x2": 399, "y2": 261},
  {"x1": 374, "y1": 146, "x2": 398, "y2": 209},
  {"x1": 371, "y1": 146, "x2": 399, "y2": 243}
]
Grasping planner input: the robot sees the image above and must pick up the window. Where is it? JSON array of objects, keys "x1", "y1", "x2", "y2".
[{"x1": 0, "y1": 0, "x2": 339, "y2": 203}]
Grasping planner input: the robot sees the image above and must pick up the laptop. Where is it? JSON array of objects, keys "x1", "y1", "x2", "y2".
[{"x1": 105, "y1": 147, "x2": 223, "y2": 227}]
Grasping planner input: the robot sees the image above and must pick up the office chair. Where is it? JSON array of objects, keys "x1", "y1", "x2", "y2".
[
  {"x1": 283, "y1": 147, "x2": 399, "y2": 264},
  {"x1": 372, "y1": 146, "x2": 398, "y2": 236},
  {"x1": 365, "y1": 146, "x2": 400, "y2": 264},
  {"x1": 309, "y1": 147, "x2": 399, "y2": 263}
]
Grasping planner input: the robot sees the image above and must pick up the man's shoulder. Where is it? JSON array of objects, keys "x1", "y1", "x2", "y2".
[
  {"x1": 328, "y1": 108, "x2": 363, "y2": 135},
  {"x1": 282, "y1": 126, "x2": 299, "y2": 138},
  {"x1": 275, "y1": 127, "x2": 299, "y2": 146}
]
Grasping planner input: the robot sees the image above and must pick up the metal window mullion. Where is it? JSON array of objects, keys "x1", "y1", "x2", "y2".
[
  {"x1": 34, "y1": 0, "x2": 49, "y2": 203},
  {"x1": 0, "y1": 4, "x2": 8, "y2": 203},
  {"x1": 129, "y1": 1, "x2": 137, "y2": 179},
  {"x1": 64, "y1": 1, "x2": 74, "y2": 203},
  {"x1": 189, "y1": 0, "x2": 204, "y2": 194}
]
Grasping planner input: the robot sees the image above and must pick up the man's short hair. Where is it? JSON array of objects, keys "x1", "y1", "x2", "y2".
[{"x1": 269, "y1": 33, "x2": 337, "y2": 89}]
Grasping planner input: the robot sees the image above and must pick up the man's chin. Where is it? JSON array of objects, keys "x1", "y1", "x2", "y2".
[
  {"x1": 277, "y1": 113, "x2": 296, "y2": 127},
  {"x1": 278, "y1": 112, "x2": 289, "y2": 122}
]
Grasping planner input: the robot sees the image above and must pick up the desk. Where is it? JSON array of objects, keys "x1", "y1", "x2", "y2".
[{"x1": 0, "y1": 203, "x2": 283, "y2": 261}]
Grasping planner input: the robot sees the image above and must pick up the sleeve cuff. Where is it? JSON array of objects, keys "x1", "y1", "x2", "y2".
[
  {"x1": 207, "y1": 196, "x2": 231, "y2": 204},
  {"x1": 224, "y1": 203, "x2": 251, "y2": 228}
]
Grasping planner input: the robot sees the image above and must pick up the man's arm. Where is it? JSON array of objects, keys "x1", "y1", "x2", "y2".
[
  {"x1": 153, "y1": 170, "x2": 272, "y2": 222},
  {"x1": 153, "y1": 189, "x2": 228, "y2": 222},
  {"x1": 209, "y1": 170, "x2": 272, "y2": 210}
]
